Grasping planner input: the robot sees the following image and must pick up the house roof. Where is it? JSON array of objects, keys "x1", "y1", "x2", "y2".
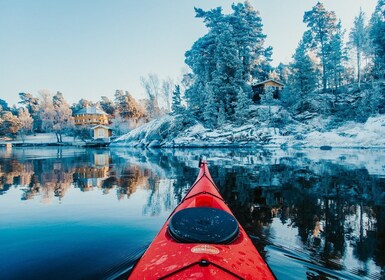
[
  {"x1": 251, "y1": 79, "x2": 285, "y2": 87},
  {"x1": 91, "y1": 125, "x2": 112, "y2": 130},
  {"x1": 74, "y1": 106, "x2": 107, "y2": 116}
]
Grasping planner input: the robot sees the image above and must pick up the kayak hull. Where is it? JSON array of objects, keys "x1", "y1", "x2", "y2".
[{"x1": 128, "y1": 162, "x2": 275, "y2": 280}]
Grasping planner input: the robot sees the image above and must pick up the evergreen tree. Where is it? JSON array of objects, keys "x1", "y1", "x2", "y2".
[
  {"x1": 217, "y1": 101, "x2": 226, "y2": 128},
  {"x1": 203, "y1": 85, "x2": 218, "y2": 128},
  {"x1": 369, "y1": 0, "x2": 385, "y2": 79},
  {"x1": 349, "y1": 9, "x2": 368, "y2": 88},
  {"x1": 0, "y1": 99, "x2": 10, "y2": 111},
  {"x1": 290, "y1": 39, "x2": 318, "y2": 97},
  {"x1": 99, "y1": 96, "x2": 115, "y2": 116},
  {"x1": 235, "y1": 87, "x2": 250, "y2": 124},
  {"x1": 326, "y1": 20, "x2": 347, "y2": 89},
  {"x1": 114, "y1": 90, "x2": 147, "y2": 124},
  {"x1": 18, "y1": 92, "x2": 40, "y2": 132},
  {"x1": 185, "y1": 1, "x2": 271, "y2": 125},
  {"x1": 230, "y1": 1, "x2": 271, "y2": 82},
  {"x1": 212, "y1": 26, "x2": 244, "y2": 116},
  {"x1": 171, "y1": 85, "x2": 184, "y2": 115},
  {"x1": 276, "y1": 63, "x2": 291, "y2": 85},
  {"x1": 71, "y1": 98, "x2": 94, "y2": 114},
  {"x1": 303, "y1": 2, "x2": 337, "y2": 90}
]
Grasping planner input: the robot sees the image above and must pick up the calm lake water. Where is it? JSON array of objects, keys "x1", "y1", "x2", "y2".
[{"x1": 0, "y1": 147, "x2": 384, "y2": 280}]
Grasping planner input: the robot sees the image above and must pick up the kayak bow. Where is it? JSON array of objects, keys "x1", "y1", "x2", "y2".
[{"x1": 128, "y1": 161, "x2": 275, "y2": 279}]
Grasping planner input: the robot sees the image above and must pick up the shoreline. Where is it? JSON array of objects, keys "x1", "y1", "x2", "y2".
[{"x1": 2, "y1": 141, "x2": 385, "y2": 150}]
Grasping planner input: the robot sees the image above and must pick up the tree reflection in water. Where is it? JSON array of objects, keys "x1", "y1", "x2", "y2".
[{"x1": 0, "y1": 147, "x2": 384, "y2": 279}]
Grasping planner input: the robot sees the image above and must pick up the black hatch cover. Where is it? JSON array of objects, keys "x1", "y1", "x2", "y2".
[{"x1": 168, "y1": 207, "x2": 239, "y2": 244}]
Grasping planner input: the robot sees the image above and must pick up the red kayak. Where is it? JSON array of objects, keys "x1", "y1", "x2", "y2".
[{"x1": 128, "y1": 161, "x2": 275, "y2": 279}]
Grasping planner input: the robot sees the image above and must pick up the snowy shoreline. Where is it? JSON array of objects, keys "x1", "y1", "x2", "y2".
[{"x1": 111, "y1": 113, "x2": 385, "y2": 149}]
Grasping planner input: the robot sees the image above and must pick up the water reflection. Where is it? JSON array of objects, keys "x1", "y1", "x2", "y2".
[{"x1": 0, "y1": 147, "x2": 384, "y2": 279}]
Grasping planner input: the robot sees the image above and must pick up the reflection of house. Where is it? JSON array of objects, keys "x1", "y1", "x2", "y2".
[
  {"x1": 74, "y1": 106, "x2": 109, "y2": 126},
  {"x1": 251, "y1": 79, "x2": 285, "y2": 102},
  {"x1": 92, "y1": 125, "x2": 112, "y2": 141},
  {"x1": 74, "y1": 153, "x2": 111, "y2": 189}
]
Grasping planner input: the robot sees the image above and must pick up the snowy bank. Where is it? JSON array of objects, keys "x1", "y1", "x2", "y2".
[
  {"x1": 0, "y1": 133, "x2": 84, "y2": 146},
  {"x1": 111, "y1": 110, "x2": 385, "y2": 148}
]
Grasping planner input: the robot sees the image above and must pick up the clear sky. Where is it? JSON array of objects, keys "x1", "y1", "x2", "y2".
[{"x1": 0, "y1": 0, "x2": 377, "y2": 107}]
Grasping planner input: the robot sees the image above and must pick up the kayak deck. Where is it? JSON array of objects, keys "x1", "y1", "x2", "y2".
[{"x1": 128, "y1": 162, "x2": 275, "y2": 279}]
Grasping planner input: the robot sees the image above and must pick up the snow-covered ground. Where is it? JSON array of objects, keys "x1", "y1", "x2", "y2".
[
  {"x1": 111, "y1": 112, "x2": 385, "y2": 149},
  {"x1": 0, "y1": 133, "x2": 84, "y2": 146},
  {"x1": 304, "y1": 116, "x2": 385, "y2": 147}
]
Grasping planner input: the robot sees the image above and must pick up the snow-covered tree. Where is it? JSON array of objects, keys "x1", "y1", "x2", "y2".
[
  {"x1": 275, "y1": 63, "x2": 291, "y2": 85},
  {"x1": 349, "y1": 9, "x2": 368, "y2": 88},
  {"x1": 38, "y1": 90, "x2": 55, "y2": 133},
  {"x1": 18, "y1": 92, "x2": 40, "y2": 132},
  {"x1": 99, "y1": 96, "x2": 115, "y2": 116},
  {"x1": 326, "y1": 20, "x2": 347, "y2": 89},
  {"x1": 203, "y1": 85, "x2": 218, "y2": 128},
  {"x1": 140, "y1": 74, "x2": 161, "y2": 118},
  {"x1": 185, "y1": 1, "x2": 271, "y2": 124},
  {"x1": 0, "y1": 99, "x2": 10, "y2": 112},
  {"x1": 38, "y1": 90, "x2": 73, "y2": 142},
  {"x1": 110, "y1": 111, "x2": 132, "y2": 136},
  {"x1": 230, "y1": 1, "x2": 272, "y2": 82},
  {"x1": 17, "y1": 107, "x2": 33, "y2": 142},
  {"x1": 303, "y1": 2, "x2": 337, "y2": 90},
  {"x1": 0, "y1": 111, "x2": 21, "y2": 136},
  {"x1": 71, "y1": 98, "x2": 94, "y2": 113},
  {"x1": 171, "y1": 85, "x2": 184, "y2": 115},
  {"x1": 290, "y1": 39, "x2": 318, "y2": 97},
  {"x1": 235, "y1": 87, "x2": 250, "y2": 125},
  {"x1": 114, "y1": 90, "x2": 147, "y2": 124},
  {"x1": 52, "y1": 91, "x2": 74, "y2": 143},
  {"x1": 161, "y1": 77, "x2": 174, "y2": 112},
  {"x1": 217, "y1": 101, "x2": 226, "y2": 128},
  {"x1": 369, "y1": 0, "x2": 385, "y2": 79}
]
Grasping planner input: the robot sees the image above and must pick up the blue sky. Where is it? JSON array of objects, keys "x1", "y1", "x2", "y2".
[{"x1": 0, "y1": 0, "x2": 377, "y2": 107}]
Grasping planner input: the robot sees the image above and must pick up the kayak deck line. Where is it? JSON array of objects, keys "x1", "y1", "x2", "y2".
[
  {"x1": 128, "y1": 160, "x2": 276, "y2": 279},
  {"x1": 158, "y1": 258, "x2": 244, "y2": 280}
]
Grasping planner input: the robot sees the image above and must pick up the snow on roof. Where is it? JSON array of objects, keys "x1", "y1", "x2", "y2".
[
  {"x1": 91, "y1": 125, "x2": 112, "y2": 130},
  {"x1": 74, "y1": 107, "x2": 107, "y2": 115},
  {"x1": 251, "y1": 79, "x2": 285, "y2": 87}
]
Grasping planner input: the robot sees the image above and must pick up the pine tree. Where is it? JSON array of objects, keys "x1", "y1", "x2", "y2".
[
  {"x1": 235, "y1": 87, "x2": 250, "y2": 124},
  {"x1": 303, "y1": 2, "x2": 337, "y2": 90},
  {"x1": 114, "y1": 90, "x2": 147, "y2": 123},
  {"x1": 230, "y1": 1, "x2": 270, "y2": 82},
  {"x1": 99, "y1": 96, "x2": 115, "y2": 116},
  {"x1": 290, "y1": 39, "x2": 318, "y2": 97},
  {"x1": 326, "y1": 20, "x2": 347, "y2": 89},
  {"x1": 171, "y1": 85, "x2": 184, "y2": 115},
  {"x1": 349, "y1": 9, "x2": 368, "y2": 88},
  {"x1": 203, "y1": 85, "x2": 218, "y2": 128},
  {"x1": 185, "y1": 2, "x2": 271, "y2": 124},
  {"x1": 18, "y1": 92, "x2": 40, "y2": 132},
  {"x1": 217, "y1": 101, "x2": 226, "y2": 128},
  {"x1": 369, "y1": 0, "x2": 385, "y2": 79}
]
